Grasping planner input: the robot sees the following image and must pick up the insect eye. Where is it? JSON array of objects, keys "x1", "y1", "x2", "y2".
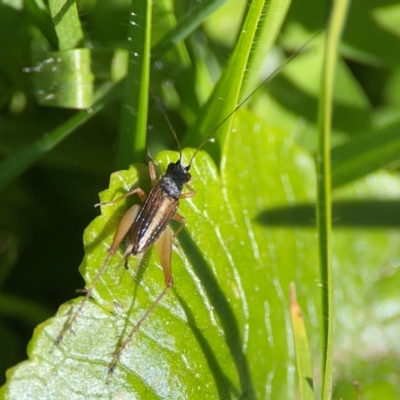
[{"x1": 186, "y1": 172, "x2": 191, "y2": 182}]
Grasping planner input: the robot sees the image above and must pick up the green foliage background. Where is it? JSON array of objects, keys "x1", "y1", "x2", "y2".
[{"x1": 1, "y1": 0, "x2": 400, "y2": 398}]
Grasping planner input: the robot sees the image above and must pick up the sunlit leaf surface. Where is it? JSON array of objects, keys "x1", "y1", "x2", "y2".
[{"x1": 2, "y1": 104, "x2": 400, "y2": 399}]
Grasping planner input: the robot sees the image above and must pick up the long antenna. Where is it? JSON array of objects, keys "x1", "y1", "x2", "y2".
[
  {"x1": 162, "y1": 111, "x2": 183, "y2": 162},
  {"x1": 153, "y1": 96, "x2": 183, "y2": 162},
  {"x1": 188, "y1": 28, "x2": 324, "y2": 167}
]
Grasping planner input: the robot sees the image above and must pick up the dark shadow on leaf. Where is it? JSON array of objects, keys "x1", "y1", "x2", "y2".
[
  {"x1": 305, "y1": 376, "x2": 314, "y2": 390},
  {"x1": 174, "y1": 291, "x2": 239, "y2": 399},
  {"x1": 113, "y1": 251, "x2": 152, "y2": 348},
  {"x1": 178, "y1": 230, "x2": 255, "y2": 399},
  {"x1": 257, "y1": 200, "x2": 400, "y2": 227}
]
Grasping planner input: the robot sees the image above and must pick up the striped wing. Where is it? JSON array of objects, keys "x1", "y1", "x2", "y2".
[{"x1": 130, "y1": 185, "x2": 179, "y2": 254}]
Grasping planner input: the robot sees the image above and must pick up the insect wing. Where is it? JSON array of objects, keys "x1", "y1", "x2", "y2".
[{"x1": 130, "y1": 185, "x2": 179, "y2": 254}]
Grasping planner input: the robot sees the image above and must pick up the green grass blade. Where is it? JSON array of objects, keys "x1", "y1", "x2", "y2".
[
  {"x1": 152, "y1": 0, "x2": 228, "y2": 57},
  {"x1": 24, "y1": 0, "x2": 58, "y2": 48},
  {"x1": 0, "y1": 81, "x2": 121, "y2": 190},
  {"x1": 182, "y1": 0, "x2": 269, "y2": 164},
  {"x1": 289, "y1": 283, "x2": 314, "y2": 400},
  {"x1": 152, "y1": 0, "x2": 190, "y2": 67},
  {"x1": 316, "y1": 0, "x2": 350, "y2": 398},
  {"x1": 47, "y1": 0, "x2": 84, "y2": 50},
  {"x1": 116, "y1": 0, "x2": 152, "y2": 168},
  {"x1": 240, "y1": 0, "x2": 291, "y2": 99}
]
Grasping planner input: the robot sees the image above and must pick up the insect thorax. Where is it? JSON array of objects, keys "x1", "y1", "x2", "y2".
[
  {"x1": 157, "y1": 161, "x2": 191, "y2": 199},
  {"x1": 158, "y1": 174, "x2": 184, "y2": 199}
]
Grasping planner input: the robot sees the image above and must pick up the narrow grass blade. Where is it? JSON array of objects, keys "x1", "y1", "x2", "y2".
[
  {"x1": 240, "y1": 0, "x2": 291, "y2": 99},
  {"x1": 182, "y1": 0, "x2": 270, "y2": 164},
  {"x1": 24, "y1": 0, "x2": 58, "y2": 48},
  {"x1": 289, "y1": 283, "x2": 314, "y2": 400},
  {"x1": 116, "y1": 0, "x2": 152, "y2": 167},
  {"x1": 152, "y1": 0, "x2": 190, "y2": 67},
  {"x1": 47, "y1": 0, "x2": 84, "y2": 50},
  {"x1": 152, "y1": 0, "x2": 228, "y2": 57},
  {"x1": 316, "y1": 0, "x2": 350, "y2": 399}
]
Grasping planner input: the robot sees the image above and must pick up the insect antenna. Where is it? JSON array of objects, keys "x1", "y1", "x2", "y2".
[
  {"x1": 153, "y1": 96, "x2": 183, "y2": 162},
  {"x1": 188, "y1": 28, "x2": 324, "y2": 168}
]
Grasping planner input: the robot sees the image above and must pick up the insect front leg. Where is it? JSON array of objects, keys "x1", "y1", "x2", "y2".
[
  {"x1": 170, "y1": 186, "x2": 196, "y2": 238},
  {"x1": 54, "y1": 203, "x2": 142, "y2": 347},
  {"x1": 94, "y1": 186, "x2": 147, "y2": 208},
  {"x1": 180, "y1": 183, "x2": 196, "y2": 199},
  {"x1": 108, "y1": 226, "x2": 173, "y2": 376}
]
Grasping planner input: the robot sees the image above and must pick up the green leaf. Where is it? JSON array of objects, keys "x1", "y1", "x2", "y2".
[
  {"x1": 2, "y1": 107, "x2": 320, "y2": 398},
  {"x1": 7, "y1": 87, "x2": 400, "y2": 396},
  {"x1": 3, "y1": 0, "x2": 400, "y2": 397},
  {"x1": 372, "y1": 4, "x2": 400, "y2": 40},
  {"x1": 4, "y1": 63, "x2": 400, "y2": 400}
]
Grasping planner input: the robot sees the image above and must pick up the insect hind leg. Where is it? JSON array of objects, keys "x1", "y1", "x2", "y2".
[
  {"x1": 53, "y1": 251, "x2": 114, "y2": 349},
  {"x1": 108, "y1": 226, "x2": 173, "y2": 376},
  {"x1": 54, "y1": 204, "x2": 142, "y2": 349},
  {"x1": 108, "y1": 284, "x2": 171, "y2": 378}
]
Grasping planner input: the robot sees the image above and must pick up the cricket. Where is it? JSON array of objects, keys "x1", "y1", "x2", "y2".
[{"x1": 54, "y1": 31, "x2": 321, "y2": 375}]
